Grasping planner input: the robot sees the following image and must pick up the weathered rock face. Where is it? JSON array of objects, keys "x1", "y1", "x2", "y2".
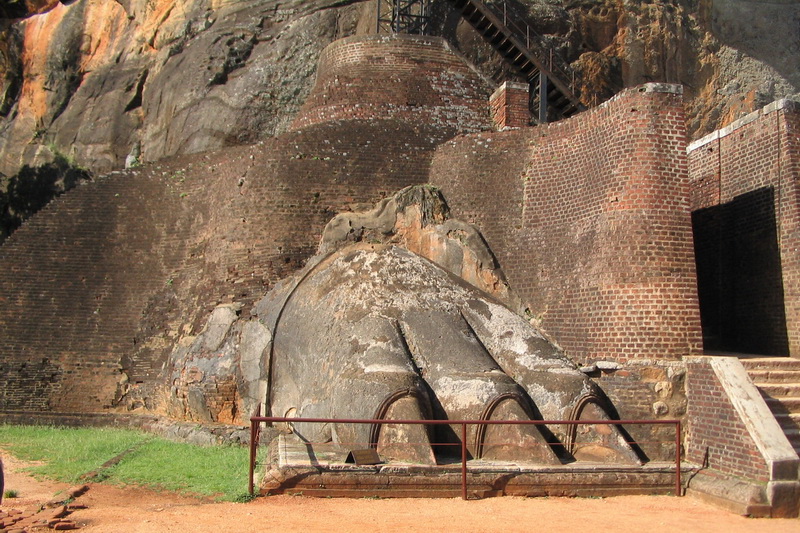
[
  {"x1": 0, "y1": 0, "x2": 370, "y2": 178},
  {"x1": 560, "y1": 0, "x2": 800, "y2": 141},
  {"x1": 1, "y1": 0, "x2": 797, "y2": 182}
]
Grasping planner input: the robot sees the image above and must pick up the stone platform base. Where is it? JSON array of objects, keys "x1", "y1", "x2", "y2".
[{"x1": 259, "y1": 436, "x2": 690, "y2": 499}]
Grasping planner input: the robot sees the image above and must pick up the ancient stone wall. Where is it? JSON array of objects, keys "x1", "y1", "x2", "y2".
[
  {"x1": 688, "y1": 100, "x2": 800, "y2": 357},
  {"x1": 0, "y1": 155, "x2": 207, "y2": 412},
  {"x1": 0, "y1": 32, "x2": 490, "y2": 415},
  {"x1": 590, "y1": 361, "x2": 686, "y2": 461},
  {"x1": 157, "y1": 119, "x2": 446, "y2": 422},
  {"x1": 290, "y1": 34, "x2": 493, "y2": 135},
  {"x1": 0, "y1": 118, "x2": 447, "y2": 415},
  {"x1": 430, "y1": 84, "x2": 703, "y2": 365}
]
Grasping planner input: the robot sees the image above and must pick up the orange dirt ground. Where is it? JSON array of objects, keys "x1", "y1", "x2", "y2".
[{"x1": 2, "y1": 452, "x2": 799, "y2": 533}]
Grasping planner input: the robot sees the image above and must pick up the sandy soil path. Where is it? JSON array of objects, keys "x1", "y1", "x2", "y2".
[{"x1": 2, "y1": 452, "x2": 799, "y2": 533}]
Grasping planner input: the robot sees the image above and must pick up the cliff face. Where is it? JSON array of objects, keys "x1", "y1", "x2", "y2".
[
  {"x1": 562, "y1": 0, "x2": 800, "y2": 142},
  {"x1": 0, "y1": 0, "x2": 370, "y2": 178},
  {"x1": 0, "y1": 0, "x2": 798, "y2": 187}
]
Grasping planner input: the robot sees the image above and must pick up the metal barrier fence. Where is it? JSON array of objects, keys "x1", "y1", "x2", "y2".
[{"x1": 249, "y1": 414, "x2": 682, "y2": 500}]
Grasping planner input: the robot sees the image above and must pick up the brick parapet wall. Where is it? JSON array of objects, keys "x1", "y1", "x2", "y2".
[
  {"x1": 782, "y1": 109, "x2": 800, "y2": 357},
  {"x1": 431, "y1": 84, "x2": 702, "y2": 363},
  {"x1": 688, "y1": 100, "x2": 800, "y2": 356},
  {"x1": 490, "y1": 82, "x2": 530, "y2": 130},
  {"x1": 685, "y1": 355, "x2": 800, "y2": 516},
  {"x1": 289, "y1": 34, "x2": 493, "y2": 135}
]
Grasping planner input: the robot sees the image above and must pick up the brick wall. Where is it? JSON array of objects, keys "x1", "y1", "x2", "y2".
[
  {"x1": 290, "y1": 34, "x2": 493, "y2": 135},
  {"x1": 490, "y1": 82, "x2": 530, "y2": 130},
  {"x1": 0, "y1": 156, "x2": 207, "y2": 411},
  {"x1": 688, "y1": 100, "x2": 800, "y2": 356},
  {"x1": 0, "y1": 121, "x2": 455, "y2": 413},
  {"x1": 685, "y1": 358, "x2": 770, "y2": 482},
  {"x1": 431, "y1": 84, "x2": 703, "y2": 364}
]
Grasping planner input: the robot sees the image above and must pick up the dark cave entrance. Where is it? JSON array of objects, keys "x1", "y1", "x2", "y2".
[{"x1": 691, "y1": 187, "x2": 789, "y2": 356}]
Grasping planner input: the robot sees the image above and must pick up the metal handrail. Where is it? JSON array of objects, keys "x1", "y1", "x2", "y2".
[
  {"x1": 493, "y1": 0, "x2": 580, "y2": 95},
  {"x1": 249, "y1": 413, "x2": 682, "y2": 500}
]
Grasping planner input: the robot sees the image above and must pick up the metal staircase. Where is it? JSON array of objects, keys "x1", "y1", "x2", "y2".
[{"x1": 443, "y1": 0, "x2": 585, "y2": 123}]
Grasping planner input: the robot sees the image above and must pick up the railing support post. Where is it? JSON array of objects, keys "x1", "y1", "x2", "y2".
[
  {"x1": 249, "y1": 421, "x2": 257, "y2": 495},
  {"x1": 461, "y1": 423, "x2": 468, "y2": 501},
  {"x1": 675, "y1": 420, "x2": 682, "y2": 496},
  {"x1": 538, "y1": 74, "x2": 548, "y2": 124}
]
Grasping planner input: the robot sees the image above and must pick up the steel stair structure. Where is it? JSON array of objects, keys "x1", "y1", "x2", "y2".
[{"x1": 443, "y1": 0, "x2": 585, "y2": 123}]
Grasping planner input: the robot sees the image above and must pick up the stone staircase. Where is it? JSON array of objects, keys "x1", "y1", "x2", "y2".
[
  {"x1": 443, "y1": 0, "x2": 584, "y2": 122},
  {"x1": 742, "y1": 358, "x2": 800, "y2": 454}
]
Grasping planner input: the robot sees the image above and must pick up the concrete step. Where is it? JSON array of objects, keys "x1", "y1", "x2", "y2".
[
  {"x1": 757, "y1": 383, "x2": 800, "y2": 398},
  {"x1": 747, "y1": 370, "x2": 800, "y2": 384},
  {"x1": 764, "y1": 396, "x2": 800, "y2": 411},
  {"x1": 741, "y1": 357, "x2": 800, "y2": 371},
  {"x1": 774, "y1": 412, "x2": 800, "y2": 429},
  {"x1": 272, "y1": 487, "x2": 493, "y2": 499},
  {"x1": 783, "y1": 428, "x2": 800, "y2": 452},
  {"x1": 263, "y1": 436, "x2": 685, "y2": 499}
]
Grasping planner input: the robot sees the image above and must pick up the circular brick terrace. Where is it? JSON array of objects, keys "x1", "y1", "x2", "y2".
[{"x1": 290, "y1": 34, "x2": 494, "y2": 135}]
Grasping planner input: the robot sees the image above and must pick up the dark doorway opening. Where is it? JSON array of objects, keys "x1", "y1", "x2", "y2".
[{"x1": 691, "y1": 187, "x2": 789, "y2": 356}]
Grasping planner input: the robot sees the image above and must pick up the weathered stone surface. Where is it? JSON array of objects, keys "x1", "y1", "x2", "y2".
[
  {"x1": 254, "y1": 188, "x2": 637, "y2": 463},
  {"x1": 321, "y1": 185, "x2": 521, "y2": 311},
  {"x1": 156, "y1": 186, "x2": 638, "y2": 464},
  {"x1": 0, "y1": 0, "x2": 368, "y2": 178}
]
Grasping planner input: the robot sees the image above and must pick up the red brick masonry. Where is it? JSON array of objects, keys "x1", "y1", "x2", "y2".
[{"x1": 431, "y1": 83, "x2": 703, "y2": 364}]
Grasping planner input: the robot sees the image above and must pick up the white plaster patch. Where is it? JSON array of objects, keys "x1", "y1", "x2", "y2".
[
  {"x1": 525, "y1": 382, "x2": 567, "y2": 419},
  {"x1": 515, "y1": 353, "x2": 548, "y2": 370},
  {"x1": 433, "y1": 376, "x2": 498, "y2": 410},
  {"x1": 362, "y1": 363, "x2": 412, "y2": 374}
]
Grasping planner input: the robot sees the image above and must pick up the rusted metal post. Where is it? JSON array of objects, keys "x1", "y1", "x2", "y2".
[
  {"x1": 249, "y1": 422, "x2": 257, "y2": 495},
  {"x1": 249, "y1": 404, "x2": 262, "y2": 496},
  {"x1": 675, "y1": 420, "x2": 682, "y2": 496},
  {"x1": 461, "y1": 423, "x2": 468, "y2": 501}
]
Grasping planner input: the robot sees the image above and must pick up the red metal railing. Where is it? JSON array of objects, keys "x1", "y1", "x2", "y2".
[
  {"x1": 249, "y1": 413, "x2": 682, "y2": 500},
  {"x1": 248, "y1": 408, "x2": 682, "y2": 500}
]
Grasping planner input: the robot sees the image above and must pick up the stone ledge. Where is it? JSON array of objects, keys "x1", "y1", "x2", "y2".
[{"x1": 687, "y1": 98, "x2": 799, "y2": 153}]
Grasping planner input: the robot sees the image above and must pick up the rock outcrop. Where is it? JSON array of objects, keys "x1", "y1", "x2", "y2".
[{"x1": 1, "y1": 0, "x2": 798, "y2": 177}]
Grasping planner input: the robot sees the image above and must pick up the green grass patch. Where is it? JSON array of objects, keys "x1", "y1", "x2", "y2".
[
  {"x1": 109, "y1": 439, "x2": 251, "y2": 500},
  {"x1": 0, "y1": 426, "x2": 147, "y2": 482},
  {"x1": 0, "y1": 425, "x2": 256, "y2": 501}
]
